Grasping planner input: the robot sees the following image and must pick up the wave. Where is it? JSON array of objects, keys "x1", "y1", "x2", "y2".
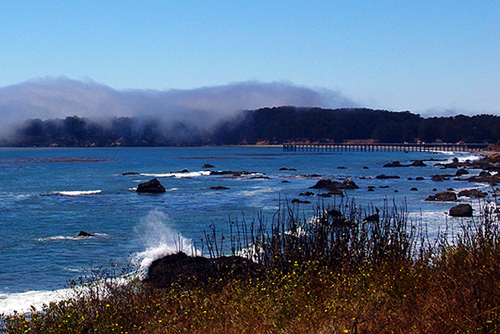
[
  {"x1": 140, "y1": 171, "x2": 211, "y2": 178},
  {"x1": 131, "y1": 210, "x2": 200, "y2": 272},
  {"x1": 42, "y1": 190, "x2": 102, "y2": 197},
  {"x1": 37, "y1": 233, "x2": 108, "y2": 242},
  {"x1": 0, "y1": 289, "x2": 72, "y2": 315}
]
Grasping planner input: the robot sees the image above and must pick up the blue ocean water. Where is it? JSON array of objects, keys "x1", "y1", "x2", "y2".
[{"x1": 0, "y1": 146, "x2": 489, "y2": 313}]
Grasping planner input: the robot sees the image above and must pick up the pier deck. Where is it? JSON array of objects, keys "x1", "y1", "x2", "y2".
[{"x1": 283, "y1": 142, "x2": 489, "y2": 152}]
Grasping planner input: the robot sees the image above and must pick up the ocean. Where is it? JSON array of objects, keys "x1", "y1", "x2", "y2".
[{"x1": 0, "y1": 146, "x2": 489, "y2": 314}]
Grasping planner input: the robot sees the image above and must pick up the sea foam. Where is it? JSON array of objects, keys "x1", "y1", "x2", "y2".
[{"x1": 132, "y1": 210, "x2": 200, "y2": 272}]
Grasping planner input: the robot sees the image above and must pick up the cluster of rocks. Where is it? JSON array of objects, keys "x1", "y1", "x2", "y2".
[{"x1": 383, "y1": 160, "x2": 427, "y2": 167}]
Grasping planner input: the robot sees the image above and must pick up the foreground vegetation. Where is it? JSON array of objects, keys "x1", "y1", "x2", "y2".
[{"x1": 3, "y1": 201, "x2": 500, "y2": 333}]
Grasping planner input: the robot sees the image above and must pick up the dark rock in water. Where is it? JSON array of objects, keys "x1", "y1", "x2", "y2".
[
  {"x1": 328, "y1": 189, "x2": 344, "y2": 196},
  {"x1": 78, "y1": 231, "x2": 94, "y2": 237},
  {"x1": 456, "y1": 168, "x2": 469, "y2": 176},
  {"x1": 367, "y1": 187, "x2": 374, "y2": 191},
  {"x1": 202, "y1": 163, "x2": 215, "y2": 168},
  {"x1": 137, "y1": 178, "x2": 166, "y2": 193},
  {"x1": 299, "y1": 191, "x2": 315, "y2": 196},
  {"x1": 122, "y1": 172, "x2": 139, "y2": 176},
  {"x1": 431, "y1": 174, "x2": 449, "y2": 181},
  {"x1": 146, "y1": 252, "x2": 263, "y2": 289},
  {"x1": 210, "y1": 186, "x2": 229, "y2": 190},
  {"x1": 425, "y1": 191, "x2": 457, "y2": 202},
  {"x1": 457, "y1": 189, "x2": 488, "y2": 198},
  {"x1": 363, "y1": 166, "x2": 369, "y2": 169},
  {"x1": 410, "y1": 188, "x2": 418, "y2": 191},
  {"x1": 416, "y1": 177, "x2": 425, "y2": 180},
  {"x1": 449, "y1": 204, "x2": 473, "y2": 217},
  {"x1": 410, "y1": 160, "x2": 427, "y2": 167},
  {"x1": 383, "y1": 161, "x2": 404, "y2": 167},
  {"x1": 310, "y1": 178, "x2": 359, "y2": 190},
  {"x1": 479, "y1": 170, "x2": 492, "y2": 177},
  {"x1": 292, "y1": 198, "x2": 311, "y2": 204},
  {"x1": 375, "y1": 174, "x2": 400, "y2": 179},
  {"x1": 282, "y1": 180, "x2": 290, "y2": 183},
  {"x1": 364, "y1": 208, "x2": 380, "y2": 222}
]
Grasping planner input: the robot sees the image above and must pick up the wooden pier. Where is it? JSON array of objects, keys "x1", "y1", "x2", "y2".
[{"x1": 283, "y1": 142, "x2": 489, "y2": 153}]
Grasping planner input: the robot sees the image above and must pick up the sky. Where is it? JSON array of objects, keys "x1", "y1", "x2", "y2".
[{"x1": 1, "y1": 0, "x2": 499, "y2": 117}]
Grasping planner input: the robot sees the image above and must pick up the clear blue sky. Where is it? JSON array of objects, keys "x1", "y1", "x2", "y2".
[{"x1": 1, "y1": 0, "x2": 499, "y2": 115}]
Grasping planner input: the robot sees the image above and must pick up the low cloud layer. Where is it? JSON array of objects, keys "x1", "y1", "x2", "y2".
[{"x1": 0, "y1": 77, "x2": 356, "y2": 135}]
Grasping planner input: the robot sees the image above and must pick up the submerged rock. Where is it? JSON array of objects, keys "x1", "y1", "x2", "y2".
[{"x1": 137, "y1": 178, "x2": 166, "y2": 193}]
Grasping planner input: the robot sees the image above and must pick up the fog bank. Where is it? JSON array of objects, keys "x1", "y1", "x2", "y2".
[{"x1": 0, "y1": 77, "x2": 356, "y2": 136}]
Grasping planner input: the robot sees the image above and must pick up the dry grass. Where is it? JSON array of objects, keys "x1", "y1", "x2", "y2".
[{"x1": 3, "y1": 201, "x2": 500, "y2": 333}]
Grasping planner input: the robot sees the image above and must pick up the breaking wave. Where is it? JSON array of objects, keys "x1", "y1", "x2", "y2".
[{"x1": 132, "y1": 210, "x2": 200, "y2": 272}]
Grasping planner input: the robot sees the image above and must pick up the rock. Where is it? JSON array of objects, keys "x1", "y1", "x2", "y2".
[
  {"x1": 415, "y1": 177, "x2": 425, "y2": 180},
  {"x1": 431, "y1": 175, "x2": 449, "y2": 181},
  {"x1": 410, "y1": 160, "x2": 427, "y2": 167},
  {"x1": 410, "y1": 188, "x2": 418, "y2": 191},
  {"x1": 457, "y1": 189, "x2": 488, "y2": 198},
  {"x1": 425, "y1": 191, "x2": 457, "y2": 202},
  {"x1": 456, "y1": 168, "x2": 469, "y2": 176},
  {"x1": 363, "y1": 166, "x2": 369, "y2": 169},
  {"x1": 383, "y1": 161, "x2": 404, "y2": 167},
  {"x1": 479, "y1": 171, "x2": 492, "y2": 177},
  {"x1": 209, "y1": 186, "x2": 229, "y2": 190},
  {"x1": 375, "y1": 174, "x2": 400, "y2": 179},
  {"x1": 146, "y1": 252, "x2": 263, "y2": 289},
  {"x1": 328, "y1": 189, "x2": 344, "y2": 196},
  {"x1": 122, "y1": 172, "x2": 139, "y2": 176},
  {"x1": 292, "y1": 199, "x2": 311, "y2": 204},
  {"x1": 310, "y1": 178, "x2": 359, "y2": 190},
  {"x1": 137, "y1": 178, "x2": 166, "y2": 193},
  {"x1": 78, "y1": 231, "x2": 94, "y2": 237},
  {"x1": 365, "y1": 209, "x2": 380, "y2": 222},
  {"x1": 449, "y1": 204, "x2": 473, "y2": 217},
  {"x1": 202, "y1": 163, "x2": 215, "y2": 168},
  {"x1": 299, "y1": 191, "x2": 315, "y2": 196}
]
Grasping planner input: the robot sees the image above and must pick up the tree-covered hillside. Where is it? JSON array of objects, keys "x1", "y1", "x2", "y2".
[{"x1": 5, "y1": 107, "x2": 500, "y2": 147}]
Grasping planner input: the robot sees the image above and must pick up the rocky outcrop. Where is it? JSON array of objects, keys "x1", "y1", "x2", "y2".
[
  {"x1": 457, "y1": 189, "x2": 488, "y2": 198},
  {"x1": 146, "y1": 252, "x2": 263, "y2": 289},
  {"x1": 449, "y1": 204, "x2": 473, "y2": 217},
  {"x1": 383, "y1": 160, "x2": 427, "y2": 167},
  {"x1": 310, "y1": 178, "x2": 359, "y2": 191},
  {"x1": 137, "y1": 178, "x2": 166, "y2": 193},
  {"x1": 78, "y1": 231, "x2": 94, "y2": 237},
  {"x1": 425, "y1": 191, "x2": 457, "y2": 202},
  {"x1": 202, "y1": 163, "x2": 215, "y2": 168}
]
